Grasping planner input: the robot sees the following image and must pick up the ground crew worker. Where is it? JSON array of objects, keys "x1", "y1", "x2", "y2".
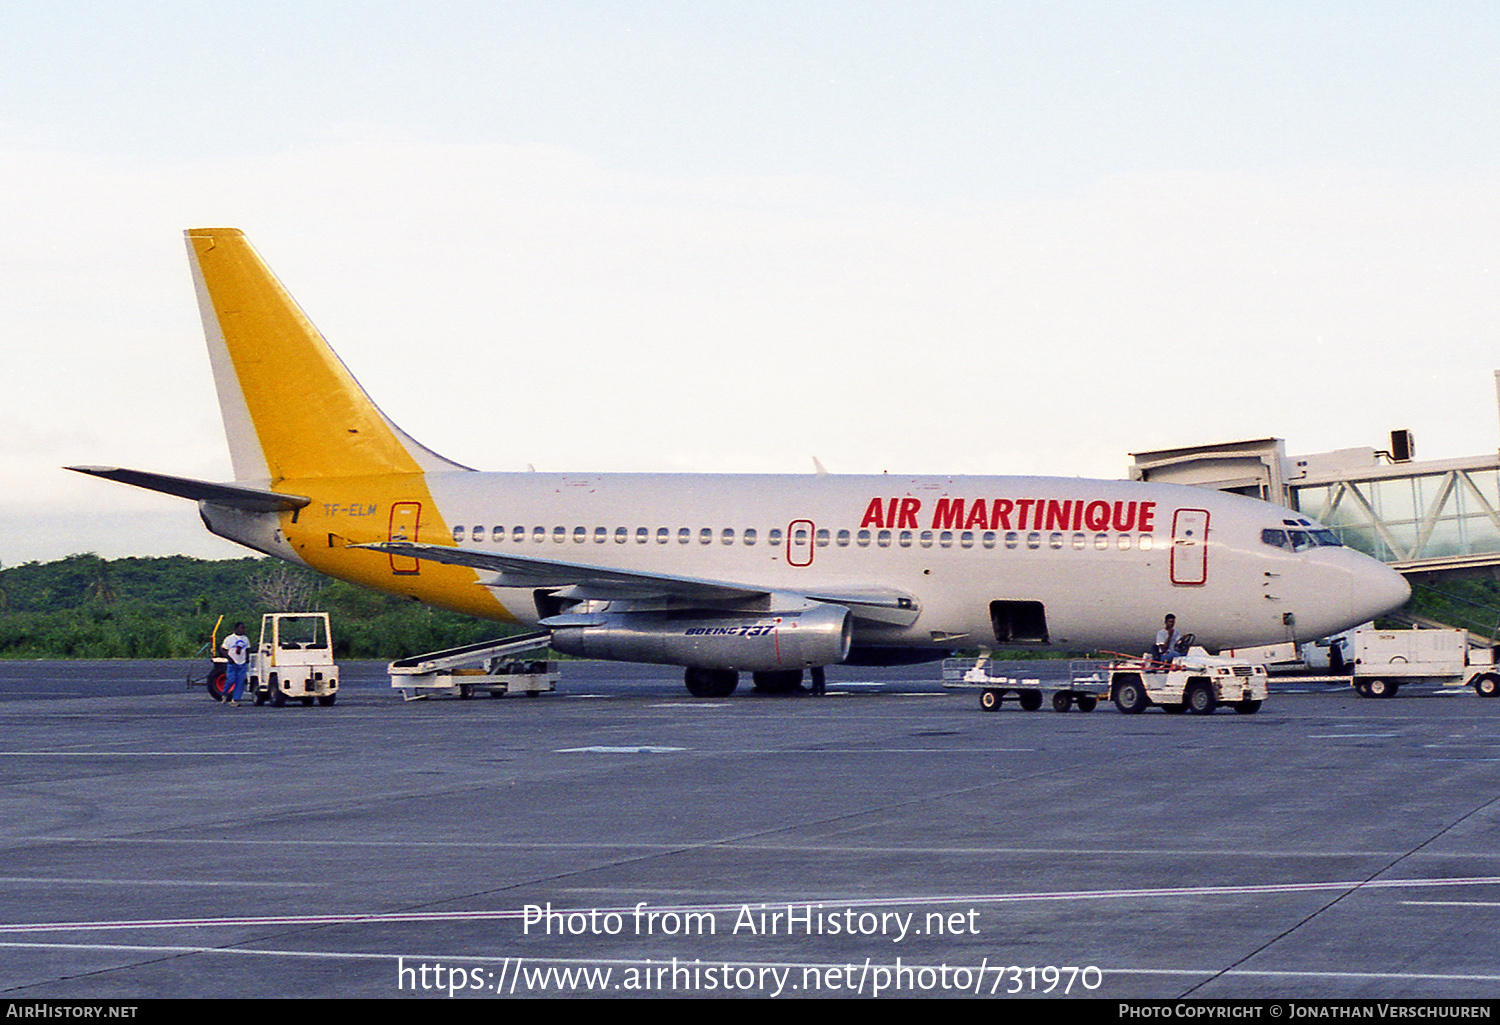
[
  {"x1": 1154, "y1": 614, "x2": 1181, "y2": 670},
  {"x1": 222, "y1": 622, "x2": 250, "y2": 706}
]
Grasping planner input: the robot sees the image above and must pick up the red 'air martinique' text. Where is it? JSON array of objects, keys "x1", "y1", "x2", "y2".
[{"x1": 859, "y1": 498, "x2": 1157, "y2": 533}]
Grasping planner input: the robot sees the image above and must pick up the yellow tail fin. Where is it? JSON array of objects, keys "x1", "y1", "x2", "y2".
[{"x1": 186, "y1": 228, "x2": 468, "y2": 482}]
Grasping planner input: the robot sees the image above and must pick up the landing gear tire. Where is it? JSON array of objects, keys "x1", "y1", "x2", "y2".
[
  {"x1": 684, "y1": 667, "x2": 738, "y2": 698},
  {"x1": 1365, "y1": 678, "x2": 1397, "y2": 699},
  {"x1": 1051, "y1": 692, "x2": 1073, "y2": 713},
  {"x1": 1234, "y1": 699, "x2": 1262, "y2": 714},
  {"x1": 1476, "y1": 674, "x2": 1500, "y2": 698},
  {"x1": 1018, "y1": 690, "x2": 1043, "y2": 712},
  {"x1": 979, "y1": 689, "x2": 1002, "y2": 712},
  {"x1": 1185, "y1": 681, "x2": 1217, "y2": 715},
  {"x1": 1113, "y1": 678, "x2": 1148, "y2": 714},
  {"x1": 751, "y1": 670, "x2": 803, "y2": 695},
  {"x1": 1075, "y1": 694, "x2": 1098, "y2": 713}
]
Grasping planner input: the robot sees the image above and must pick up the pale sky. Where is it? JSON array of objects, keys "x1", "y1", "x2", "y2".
[{"x1": 4, "y1": 2, "x2": 1499, "y2": 564}]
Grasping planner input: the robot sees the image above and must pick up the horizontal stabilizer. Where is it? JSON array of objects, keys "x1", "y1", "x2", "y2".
[{"x1": 65, "y1": 466, "x2": 310, "y2": 513}]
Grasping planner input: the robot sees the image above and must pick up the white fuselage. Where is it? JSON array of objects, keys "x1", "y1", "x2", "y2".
[{"x1": 206, "y1": 469, "x2": 1411, "y2": 658}]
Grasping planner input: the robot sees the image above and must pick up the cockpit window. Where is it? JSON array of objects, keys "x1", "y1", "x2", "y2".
[
  {"x1": 1311, "y1": 529, "x2": 1342, "y2": 547},
  {"x1": 1261, "y1": 529, "x2": 1287, "y2": 549},
  {"x1": 1288, "y1": 530, "x2": 1314, "y2": 551}
]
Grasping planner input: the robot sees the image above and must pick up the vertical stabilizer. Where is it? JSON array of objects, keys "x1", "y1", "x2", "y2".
[{"x1": 186, "y1": 228, "x2": 469, "y2": 482}]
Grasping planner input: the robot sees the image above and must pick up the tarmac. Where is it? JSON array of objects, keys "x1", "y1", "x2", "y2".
[{"x1": 1, "y1": 658, "x2": 1498, "y2": 1000}]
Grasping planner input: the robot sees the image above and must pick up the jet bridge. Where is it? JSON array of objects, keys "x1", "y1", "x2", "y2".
[
  {"x1": 1131, "y1": 430, "x2": 1500, "y2": 581},
  {"x1": 388, "y1": 631, "x2": 559, "y2": 700}
]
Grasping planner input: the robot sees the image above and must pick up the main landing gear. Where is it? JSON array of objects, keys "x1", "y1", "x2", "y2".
[{"x1": 683, "y1": 667, "x2": 830, "y2": 698}]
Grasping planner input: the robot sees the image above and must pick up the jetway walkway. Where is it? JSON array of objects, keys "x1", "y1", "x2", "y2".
[{"x1": 1130, "y1": 436, "x2": 1500, "y2": 580}]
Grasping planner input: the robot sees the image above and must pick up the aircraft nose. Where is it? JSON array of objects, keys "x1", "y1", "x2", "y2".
[{"x1": 1351, "y1": 560, "x2": 1411, "y2": 623}]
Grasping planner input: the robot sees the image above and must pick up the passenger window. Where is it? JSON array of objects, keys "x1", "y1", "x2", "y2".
[
  {"x1": 835, "y1": 530, "x2": 849, "y2": 547},
  {"x1": 982, "y1": 531, "x2": 997, "y2": 549},
  {"x1": 700, "y1": 527, "x2": 713, "y2": 545},
  {"x1": 1049, "y1": 532, "x2": 1064, "y2": 550},
  {"x1": 745, "y1": 528, "x2": 758, "y2": 545},
  {"x1": 793, "y1": 528, "x2": 808, "y2": 544},
  {"x1": 573, "y1": 526, "x2": 587, "y2": 543},
  {"x1": 856, "y1": 529, "x2": 871, "y2": 548},
  {"x1": 1094, "y1": 533, "x2": 1108, "y2": 550},
  {"x1": 1117, "y1": 534, "x2": 1131, "y2": 550},
  {"x1": 939, "y1": 531, "x2": 953, "y2": 548},
  {"x1": 960, "y1": 531, "x2": 974, "y2": 549},
  {"x1": 769, "y1": 529, "x2": 783, "y2": 546},
  {"x1": 512, "y1": 525, "x2": 525, "y2": 543},
  {"x1": 678, "y1": 527, "x2": 691, "y2": 544},
  {"x1": 655, "y1": 527, "x2": 668, "y2": 544},
  {"x1": 1072, "y1": 532, "x2": 1085, "y2": 550},
  {"x1": 593, "y1": 526, "x2": 607, "y2": 543},
  {"x1": 492, "y1": 526, "x2": 503, "y2": 541},
  {"x1": 1027, "y1": 532, "x2": 1041, "y2": 550},
  {"x1": 1139, "y1": 535, "x2": 1153, "y2": 551},
  {"x1": 816, "y1": 528, "x2": 830, "y2": 547},
  {"x1": 615, "y1": 526, "x2": 628, "y2": 544},
  {"x1": 636, "y1": 527, "x2": 649, "y2": 544},
  {"x1": 722, "y1": 528, "x2": 735, "y2": 545},
  {"x1": 1005, "y1": 532, "x2": 1019, "y2": 550},
  {"x1": 532, "y1": 526, "x2": 545, "y2": 542},
  {"x1": 553, "y1": 526, "x2": 566, "y2": 543},
  {"x1": 898, "y1": 530, "x2": 912, "y2": 548},
  {"x1": 920, "y1": 531, "x2": 934, "y2": 548},
  {"x1": 452, "y1": 526, "x2": 466, "y2": 542},
  {"x1": 877, "y1": 530, "x2": 892, "y2": 548}
]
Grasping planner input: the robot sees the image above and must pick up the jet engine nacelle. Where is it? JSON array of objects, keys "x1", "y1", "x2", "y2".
[{"x1": 549, "y1": 603, "x2": 852, "y2": 671}]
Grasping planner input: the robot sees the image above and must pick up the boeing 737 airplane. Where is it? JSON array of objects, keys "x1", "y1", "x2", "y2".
[{"x1": 71, "y1": 229, "x2": 1410, "y2": 696}]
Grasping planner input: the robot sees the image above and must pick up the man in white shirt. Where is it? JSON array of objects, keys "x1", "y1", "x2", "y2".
[
  {"x1": 222, "y1": 623, "x2": 250, "y2": 706},
  {"x1": 1154, "y1": 614, "x2": 1181, "y2": 670}
]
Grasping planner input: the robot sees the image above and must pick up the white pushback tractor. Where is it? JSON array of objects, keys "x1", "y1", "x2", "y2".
[
  {"x1": 944, "y1": 650, "x2": 1267, "y2": 714},
  {"x1": 248, "y1": 612, "x2": 340, "y2": 707}
]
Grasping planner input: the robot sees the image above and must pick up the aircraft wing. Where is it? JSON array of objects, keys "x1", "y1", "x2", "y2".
[
  {"x1": 65, "y1": 466, "x2": 310, "y2": 513},
  {"x1": 355, "y1": 542, "x2": 919, "y2": 624}
]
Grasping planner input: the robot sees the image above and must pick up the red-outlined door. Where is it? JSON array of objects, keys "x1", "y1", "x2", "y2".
[
  {"x1": 1171, "y1": 508, "x2": 1209, "y2": 585},
  {"x1": 389, "y1": 501, "x2": 422, "y2": 575},
  {"x1": 787, "y1": 519, "x2": 814, "y2": 567}
]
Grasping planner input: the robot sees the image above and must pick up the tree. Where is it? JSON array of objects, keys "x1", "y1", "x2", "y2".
[{"x1": 245, "y1": 563, "x2": 324, "y2": 612}]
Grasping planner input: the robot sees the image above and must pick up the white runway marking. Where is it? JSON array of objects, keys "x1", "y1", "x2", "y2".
[
  {"x1": 7, "y1": 875, "x2": 1499, "y2": 934},
  {"x1": 2, "y1": 940, "x2": 1498, "y2": 985},
  {"x1": 0, "y1": 876, "x2": 319, "y2": 888},
  {"x1": 556, "y1": 746, "x2": 687, "y2": 754},
  {"x1": 0, "y1": 750, "x2": 260, "y2": 757}
]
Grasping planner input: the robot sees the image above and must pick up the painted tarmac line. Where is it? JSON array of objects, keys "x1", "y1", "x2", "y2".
[
  {"x1": 7, "y1": 875, "x2": 1500, "y2": 934},
  {"x1": 17, "y1": 835, "x2": 1455, "y2": 859},
  {"x1": 2, "y1": 941, "x2": 1498, "y2": 986}
]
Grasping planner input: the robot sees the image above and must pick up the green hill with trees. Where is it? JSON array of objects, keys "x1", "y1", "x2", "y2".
[
  {"x1": 0, "y1": 553, "x2": 1489, "y2": 661},
  {"x1": 0, "y1": 554, "x2": 517, "y2": 659}
]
